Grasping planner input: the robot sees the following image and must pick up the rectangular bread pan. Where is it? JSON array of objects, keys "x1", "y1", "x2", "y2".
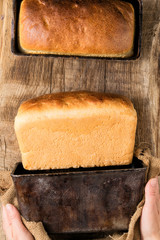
[
  {"x1": 11, "y1": 0, "x2": 142, "y2": 60},
  {"x1": 11, "y1": 157, "x2": 146, "y2": 239}
]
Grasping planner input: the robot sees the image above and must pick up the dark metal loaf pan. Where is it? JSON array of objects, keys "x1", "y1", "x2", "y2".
[
  {"x1": 11, "y1": 0, "x2": 142, "y2": 60},
  {"x1": 11, "y1": 157, "x2": 146, "y2": 239}
]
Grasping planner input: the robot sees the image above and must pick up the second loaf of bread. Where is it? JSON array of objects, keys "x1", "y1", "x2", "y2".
[
  {"x1": 19, "y1": 0, "x2": 135, "y2": 57},
  {"x1": 14, "y1": 91, "x2": 137, "y2": 170}
]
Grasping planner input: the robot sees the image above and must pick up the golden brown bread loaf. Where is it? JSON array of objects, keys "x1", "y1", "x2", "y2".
[
  {"x1": 19, "y1": 0, "x2": 135, "y2": 57},
  {"x1": 14, "y1": 91, "x2": 137, "y2": 170}
]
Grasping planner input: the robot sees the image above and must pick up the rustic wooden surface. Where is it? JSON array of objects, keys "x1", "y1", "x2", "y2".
[{"x1": 0, "y1": 0, "x2": 160, "y2": 239}]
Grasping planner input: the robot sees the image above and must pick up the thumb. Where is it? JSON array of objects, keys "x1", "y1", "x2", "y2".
[
  {"x1": 145, "y1": 177, "x2": 159, "y2": 206},
  {"x1": 5, "y1": 204, "x2": 33, "y2": 240}
]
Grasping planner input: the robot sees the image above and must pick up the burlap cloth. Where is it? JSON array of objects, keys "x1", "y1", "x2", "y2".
[{"x1": 0, "y1": 148, "x2": 160, "y2": 240}]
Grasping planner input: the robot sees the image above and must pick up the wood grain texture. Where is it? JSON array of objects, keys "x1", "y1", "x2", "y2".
[{"x1": 0, "y1": 0, "x2": 160, "y2": 239}]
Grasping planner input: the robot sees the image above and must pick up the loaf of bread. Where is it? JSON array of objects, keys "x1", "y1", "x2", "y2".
[
  {"x1": 14, "y1": 91, "x2": 137, "y2": 170},
  {"x1": 19, "y1": 0, "x2": 135, "y2": 57}
]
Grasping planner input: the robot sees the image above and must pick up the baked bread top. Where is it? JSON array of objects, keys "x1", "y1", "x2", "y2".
[
  {"x1": 19, "y1": 0, "x2": 135, "y2": 57},
  {"x1": 15, "y1": 91, "x2": 137, "y2": 127}
]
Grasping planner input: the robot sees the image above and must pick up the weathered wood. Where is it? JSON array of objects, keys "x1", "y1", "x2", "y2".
[{"x1": 0, "y1": 0, "x2": 160, "y2": 239}]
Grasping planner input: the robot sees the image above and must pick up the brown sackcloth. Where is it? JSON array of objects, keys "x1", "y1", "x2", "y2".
[{"x1": 0, "y1": 148, "x2": 160, "y2": 240}]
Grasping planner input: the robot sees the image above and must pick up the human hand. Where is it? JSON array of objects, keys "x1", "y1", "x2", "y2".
[
  {"x1": 2, "y1": 203, "x2": 34, "y2": 240},
  {"x1": 140, "y1": 177, "x2": 160, "y2": 240}
]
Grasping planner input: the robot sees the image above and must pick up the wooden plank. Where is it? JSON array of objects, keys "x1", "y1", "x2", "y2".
[
  {"x1": 142, "y1": 0, "x2": 160, "y2": 157},
  {"x1": 0, "y1": 0, "x2": 160, "y2": 239},
  {"x1": 63, "y1": 58, "x2": 105, "y2": 92},
  {"x1": 104, "y1": 0, "x2": 160, "y2": 156},
  {"x1": 0, "y1": 0, "x2": 51, "y2": 170},
  {"x1": 51, "y1": 58, "x2": 106, "y2": 93}
]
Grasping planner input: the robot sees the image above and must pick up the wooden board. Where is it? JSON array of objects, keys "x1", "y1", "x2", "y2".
[{"x1": 0, "y1": 0, "x2": 160, "y2": 239}]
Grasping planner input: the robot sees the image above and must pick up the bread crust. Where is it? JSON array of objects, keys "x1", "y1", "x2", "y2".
[
  {"x1": 15, "y1": 91, "x2": 136, "y2": 123},
  {"x1": 15, "y1": 91, "x2": 137, "y2": 170},
  {"x1": 19, "y1": 0, "x2": 135, "y2": 57}
]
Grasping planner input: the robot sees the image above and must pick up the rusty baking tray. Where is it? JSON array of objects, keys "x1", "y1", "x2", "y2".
[
  {"x1": 11, "y1": 157, "x2": 146, "y2": 239},
  {"x1": 11, "y1": 0, "x2": 142, "y2": 60}
]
